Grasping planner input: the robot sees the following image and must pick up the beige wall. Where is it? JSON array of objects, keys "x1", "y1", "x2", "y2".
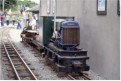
[{"x1": 40, "y1": 0, "x2": 120, "y2": 80}]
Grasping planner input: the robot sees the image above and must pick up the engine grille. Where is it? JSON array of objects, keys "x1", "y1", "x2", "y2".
[{"x1": 63, "y1": 28, "x2": 79, "y2": 45}]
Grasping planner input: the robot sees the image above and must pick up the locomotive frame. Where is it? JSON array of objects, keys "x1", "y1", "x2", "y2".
[{"x1": 44, "y1": 43, "x2": 89, "y2": 73}]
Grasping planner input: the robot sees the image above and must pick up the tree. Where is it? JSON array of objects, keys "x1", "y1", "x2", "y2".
[
  {"x1": 12, "y1": 0, "x2": 37, "y2": 12},
  {"x1": 0, "y1": 0, "x2": 17, "y2": 11},
  {"x1": 0, "y1": 0, "x2": 37, "y2": 12}
]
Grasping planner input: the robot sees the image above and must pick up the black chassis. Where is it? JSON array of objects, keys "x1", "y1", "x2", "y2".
[{"x1": 44, "y1": 44, "x2": 90, "y2": 73}]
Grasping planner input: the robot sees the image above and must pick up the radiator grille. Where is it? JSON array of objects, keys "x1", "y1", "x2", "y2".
[{"x1": 63, "y1": 28, "x2": 79, "y2": 45}]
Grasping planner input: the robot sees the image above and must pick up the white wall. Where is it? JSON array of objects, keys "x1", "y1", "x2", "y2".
[{"x1": 40, "y1": 0, "x2": 120, "y2": 79}]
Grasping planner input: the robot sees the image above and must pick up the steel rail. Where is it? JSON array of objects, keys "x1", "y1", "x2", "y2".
[
  {"x1": 2, "y1": 40, "x2": 21, "y2": 80},
  {"x1": 67, "y1": 74, "x2": 76, "y2": 80},
  {"x1": 82, "y1": 73, "x2": 91, "y2": 80},
  {"x1": 1, "y1": 27, "x2": 38, "y2": 80},
  {"x1": 67, "y1": 73, "x2": 91, "y2": 80},
  {"x1": 1, "y1": 27, "x2": 20, "y2": 79},
  {"x1": 7, "y1": 38, "x2": 38, "y2": 80}
]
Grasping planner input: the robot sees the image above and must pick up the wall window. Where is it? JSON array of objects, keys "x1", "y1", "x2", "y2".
[{"x1": 97, "y1": 0, "x2": 107, "y2": 15}]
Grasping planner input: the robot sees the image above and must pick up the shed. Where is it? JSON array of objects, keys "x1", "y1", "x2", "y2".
[{"x1": 26, "y1": 5, "x2": 39, "y2": 13}]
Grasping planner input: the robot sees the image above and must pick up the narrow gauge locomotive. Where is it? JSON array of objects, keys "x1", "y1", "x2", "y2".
[
  {"x1": 21, "y1": 19, "x2": 90, "y2": 74},
  {"x1": 44, "y1": 19, "x2": 89, "y2": 73}
]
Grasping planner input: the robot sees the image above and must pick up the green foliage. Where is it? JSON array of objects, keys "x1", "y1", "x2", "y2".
[
  {"x1": 13, "y1": 0, "x2": 37, "y2": 12},
  {"x1": 18, "y1": 0, "x2": 37, "y2": 8},
  {"x1": 0, "y1": 0, "x2": 37, "y2": 12},
  {"x1": 0, "y1": 0, "x2": 17, "y2": 11}
]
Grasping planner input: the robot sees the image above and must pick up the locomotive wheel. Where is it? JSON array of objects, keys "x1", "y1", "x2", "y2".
[
  {"x1": 57, "y1": 72, "x2": 65, "y2": 77},
  {"x1": 54, "y1": 64, "x2": 65, "y2": 77},
  {"x1": 45, "y1": 57, "x2": 51, "y2": 66}
]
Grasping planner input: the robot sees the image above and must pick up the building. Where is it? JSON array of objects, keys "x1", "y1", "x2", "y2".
[{"x1": 39, "y1": 0, "x2": 120, "y2": 80}]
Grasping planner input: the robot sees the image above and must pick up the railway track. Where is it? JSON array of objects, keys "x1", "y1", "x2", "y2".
[
  {"x1": 67, "y1": 73, "x2": 91, "y2": 80},
  {"x1": 1, "y1": 27, "x2": 38, "y2": 80}
]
